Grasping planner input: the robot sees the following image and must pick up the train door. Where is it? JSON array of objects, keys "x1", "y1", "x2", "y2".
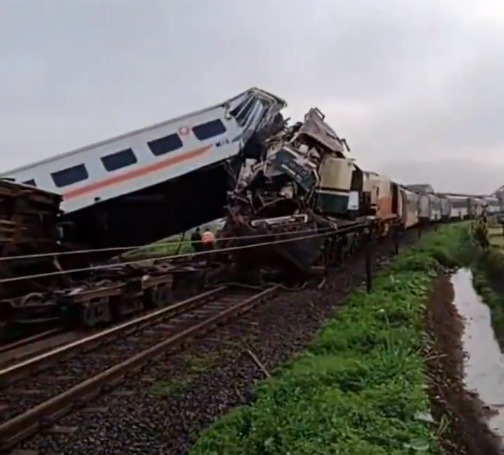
[{"x1": 391, "y1": 182, "x2": 399, "y2": 216}]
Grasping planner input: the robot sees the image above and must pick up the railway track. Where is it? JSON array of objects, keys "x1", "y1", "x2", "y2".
[
  {"x1": 0, "y1": 284, "x2": 280, "y2": 452},
  {"x1": 0, "y1": 328, "x2": 88, "y2": 370},
  {"x1": 0, "y1": 328, "x2": 62, "y2": 356},
  {"x1": 0, "y1": 222, "x2": 449, "y2": 452},
  {"x1": 0, "y1": 288, "x2": 223, "y2": 388}
]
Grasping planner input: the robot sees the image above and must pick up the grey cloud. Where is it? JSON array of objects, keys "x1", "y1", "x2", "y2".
[
  {"x1": 1, "y1": 0, "x2": 504, "y2": 192},
  {"x1": 382, "y1": 159, "x2": 503, "y2": 195}
]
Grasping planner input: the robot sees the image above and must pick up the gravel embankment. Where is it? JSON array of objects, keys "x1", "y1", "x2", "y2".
[{"x1": 17, "y1": 232, "x2": 421, "y2": 455}]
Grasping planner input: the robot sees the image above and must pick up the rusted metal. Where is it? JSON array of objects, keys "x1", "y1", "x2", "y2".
[
  {"x1": 0, "y1": 180, "x2": 77, "y2": 333},
  {"x1": 0, "y1": 330, "x2": 84, "y2": 369},
  {"x1": 0, "y1": 180, "x2": 202, "y2": 329},
  {"x1": 0, "y1": 329, "x2": 62, "y2": 356},
  {"x1": 0, "y1": 285, "x2": 279, "y2": 451},
  {"x1": 0, "y1": 180, "x2": 63, "y2": 297}
]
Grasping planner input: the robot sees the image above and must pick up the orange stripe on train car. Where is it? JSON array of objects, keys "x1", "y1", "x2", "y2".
[{"x1": 63, "y1": 145, "x2": 212, "y2": 200}]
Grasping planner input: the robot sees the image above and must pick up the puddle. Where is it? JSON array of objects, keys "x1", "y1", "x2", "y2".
[{"x1": 452, "y1": 268, "x2": 504, "y2": 439}]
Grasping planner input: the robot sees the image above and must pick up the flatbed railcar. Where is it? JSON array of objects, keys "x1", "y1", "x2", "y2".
[{"x1": 1, "y1": 88, "x2": 287, "y2": 250}]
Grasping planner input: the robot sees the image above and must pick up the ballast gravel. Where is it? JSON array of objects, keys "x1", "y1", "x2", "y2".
[{"x1": 16, "y1": 234, "x2": 418, "y2": 455}]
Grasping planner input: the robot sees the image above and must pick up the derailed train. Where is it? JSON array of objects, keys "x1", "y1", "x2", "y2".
[
  {"x1": 0, "y1": 101, "x2": 501, "y2": 328},
  {"x1": 218, "y1": 108, "x2": 502, "y2": 275}
]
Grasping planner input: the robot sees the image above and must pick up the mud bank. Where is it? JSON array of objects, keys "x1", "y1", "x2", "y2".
[{"x1": 426, "y1": 273, "x2": 504, "y2": 455}]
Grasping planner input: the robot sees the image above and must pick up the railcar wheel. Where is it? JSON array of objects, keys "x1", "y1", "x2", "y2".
[
  {"x1": 79, "y1": 298, "x2": 112, "y2": 328},
  {"x1": 80, "y1": 306, "x2": 99, "y2": 328},
  {"x1": 147, "y1": 285, "x2": 172, "y2": 308}
]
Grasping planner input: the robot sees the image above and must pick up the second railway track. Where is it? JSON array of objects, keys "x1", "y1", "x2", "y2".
[{"x1": 0, "y1": 284, "x2": 280, "y2": 452}]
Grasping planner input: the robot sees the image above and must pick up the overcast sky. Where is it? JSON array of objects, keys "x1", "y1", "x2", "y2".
[{"x1": 1, "y1": 0, "x2": 504, "y2": 194}]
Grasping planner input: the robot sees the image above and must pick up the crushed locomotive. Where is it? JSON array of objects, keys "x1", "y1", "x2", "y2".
[{"x1": 218, "y1": 108, "x2": 404, "y2": 276}]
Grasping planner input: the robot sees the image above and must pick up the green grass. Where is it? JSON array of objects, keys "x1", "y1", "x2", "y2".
[
  {"x1": 121, "y1": 224, "x2": 223, "y2": 261},
  {"x1": 122, "y1": 234, "x2": 194, "y2": 261},
  {"x1": 190, "y1": 224, "x2": 466, "y2": 455},
  {"x1": 151, "y1": 351, "x2": 221, "y2": 397}
]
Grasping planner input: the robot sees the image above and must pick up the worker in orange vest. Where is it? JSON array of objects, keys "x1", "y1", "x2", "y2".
[{"x1": 201, "y1": 228, "x2": 215, "y2": 252}]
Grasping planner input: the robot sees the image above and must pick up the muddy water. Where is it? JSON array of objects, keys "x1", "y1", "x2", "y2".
[{"x1": 452, "y1": 268, "x2": 504, "y2": 439}]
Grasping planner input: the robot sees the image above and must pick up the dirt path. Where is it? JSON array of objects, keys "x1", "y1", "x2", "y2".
[{"x1": 425, "y1": 273, "x2": 504, "y2": 455}]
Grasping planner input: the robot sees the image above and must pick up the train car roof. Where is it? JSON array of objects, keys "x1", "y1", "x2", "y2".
[
  {"x1": 405, "y1": 183, "x2": 435, "y2": 194},
  {"x1": 1, "y1": 87, "x2": 287, "y2": 175}
]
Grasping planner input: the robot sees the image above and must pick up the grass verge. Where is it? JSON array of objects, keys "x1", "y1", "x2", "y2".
[
  {"x1": 468, "y1": 225, "x2": 504, "y2": 348},
  {"x1": 190, "y1": 224, "x2": 466, "y2": 455}
]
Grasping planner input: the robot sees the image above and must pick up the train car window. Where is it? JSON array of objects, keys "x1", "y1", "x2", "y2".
[
  {"x1": 22, "y1": 179, "x2": 36, "y2": 187},
  {"x1": 101, "y1": 148, "x2": 137, "y2": 172},
  {"x1": 230, "y1": 95, "x2": 253, "y2": 118},
  {"x1": 192, "y1": 119, "x2": 226, "y2": 141},
  {"x1": 234, "y1": 98, "x2": 256, "y2": 127},
  {"x1": 51, "y1": 164, "x2": 89, "y2": 188},
  {"x1": 148, "y1": 133, "x2": 183, "y2": 156}
]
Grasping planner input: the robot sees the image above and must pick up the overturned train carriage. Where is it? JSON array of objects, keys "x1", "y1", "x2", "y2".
[{"x1": 3, "y1": 88, "x2": 287, "y2": 252}]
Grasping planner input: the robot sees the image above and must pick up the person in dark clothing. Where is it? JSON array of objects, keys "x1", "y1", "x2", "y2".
[{"x1": 191, "y1": 227, "x2": 202, "y2": 252}]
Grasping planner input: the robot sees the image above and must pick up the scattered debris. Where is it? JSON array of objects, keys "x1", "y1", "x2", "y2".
[{"x1": 246, "y1": 349, "x2": 271, "y2": 378}]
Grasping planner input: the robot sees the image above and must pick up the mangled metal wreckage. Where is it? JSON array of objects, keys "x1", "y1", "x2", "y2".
[{"x1": 219, "y1": 108, "x2": 378, "y2": 276}]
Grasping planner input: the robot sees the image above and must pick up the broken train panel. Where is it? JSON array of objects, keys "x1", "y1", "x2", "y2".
[
  {"x1": 219, "y1": 212, "x2": 327, "y2": 278},
  {"x1": 221, "y1": 107, "x2": 377, "y2": 276}
]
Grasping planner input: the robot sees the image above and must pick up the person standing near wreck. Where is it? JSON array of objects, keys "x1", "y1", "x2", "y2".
[
  {"x1": 201, "y1": 227, "x2": 215, "y2": 251},
  {"x1": 472, "y1": 210, "x2": 489, "y2": 250}
]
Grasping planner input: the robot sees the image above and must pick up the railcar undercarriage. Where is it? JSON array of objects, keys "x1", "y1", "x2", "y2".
[
  {"x1": 62, "y1": 158, "x2": 241, "y2": 252},
  {"x1": 214, "y1": 108, "x2": 374, "y2": 277}
]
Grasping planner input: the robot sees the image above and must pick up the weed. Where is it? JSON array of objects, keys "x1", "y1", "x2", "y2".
[
  {"x1": 188, "y1": 351, "x2": 220, "y2": 373},
  {"x1": 151, "y1": 378, "x2": 189, "y2": 396},
  {"x1": 190, "y1": 225, "x2": 466, "y2": 455},
  {"x1": 151, "y1": 351, "x2": 221, "y2": 398}
]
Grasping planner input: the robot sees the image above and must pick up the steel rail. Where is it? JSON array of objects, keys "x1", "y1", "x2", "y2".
[
  {"x1": 0, "y1": 284, "x2": 279, "y2": 451},
  {"x1": 0, "y1": 287, "x2": 226, "y2": 388},
  {"x1": 0, "y1": 328, "x2": 62, "y2": 355}
]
